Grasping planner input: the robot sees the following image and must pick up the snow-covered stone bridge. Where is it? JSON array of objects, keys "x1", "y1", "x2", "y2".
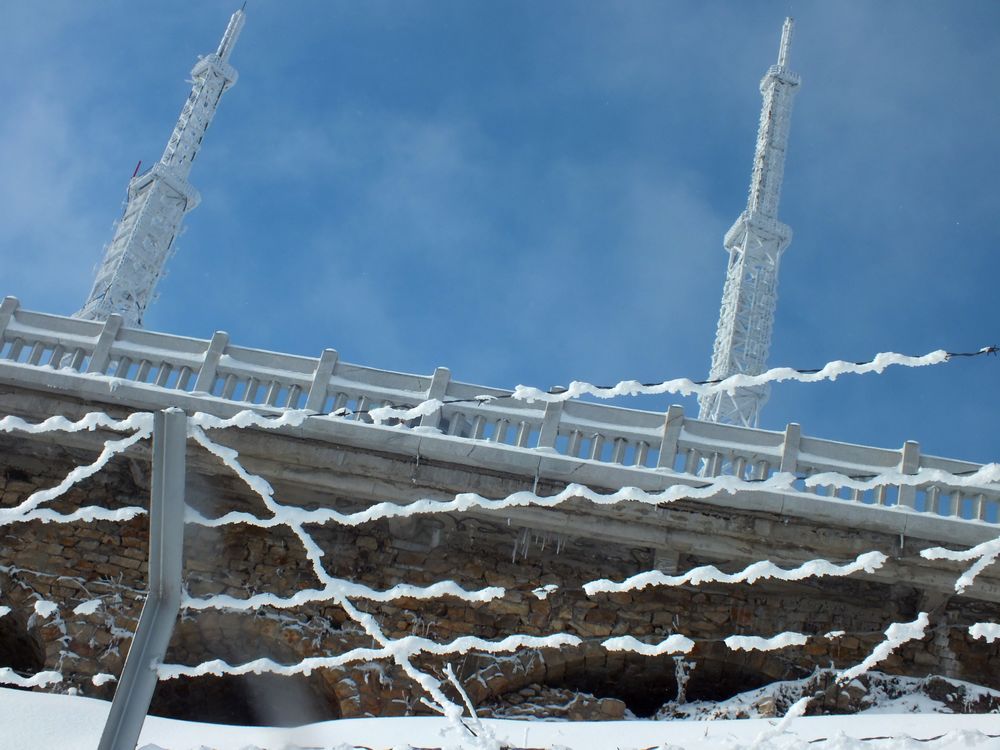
[{"x1": 1, "y1": 295, "x2": 999, "y2": 723}]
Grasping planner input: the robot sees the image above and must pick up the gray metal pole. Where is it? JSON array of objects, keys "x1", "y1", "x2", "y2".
[{"x1": 98, "y1": 408, "x2": 187, "y2": 750}]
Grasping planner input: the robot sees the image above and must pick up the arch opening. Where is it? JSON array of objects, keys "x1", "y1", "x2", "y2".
[{"x1": 149, "y1": 672, "x2": 337, "y2": 726}]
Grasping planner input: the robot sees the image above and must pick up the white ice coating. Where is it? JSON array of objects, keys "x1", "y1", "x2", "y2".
[
  {"x1": 836, "y1": 612, "x2": 930, "y2": 684},
  {"x1": 368, "y1": 399, "x2": 444, "y2": 425},
  {"x1": 184, "y1": 578, "x2": 506, "y2": 610},
  {"x1": 72, "y1": 600, "x2": 102, "y2": 616},
  {"x1": 0, "y1": 668, "x2": 62, "y2": 688},
  {"x1": 921, "y1": 538, "x2": 1000, "y2": 594},
  {"x1": 189, "y1": 408, "x2": 310, "y2": 432},
  {"x1": 531, "y1": 584, "x2": 558, "y2": 600},
  {"x1": 91, "y1": 673, "x2": 117, "y2": 686},
  {"x1": 583, "y1": 551, "x2": 887, "y2": 595},
  {"x1": 0, "y1": 606, "x2": 9, "y2": 618},
  {"x1": 601, "y1": 634, "x2": 695, "y2": 656},
  {"x1": 511, "y1": 350, "x2": 950, "y2": 403},
  {"x1": 751, "y1": 694, "x2": 813, "y2": 747},
  {"x1": 159, "y1": 633, "x2": 581, "y2": 680},
  {"x1": 0, "y1": 412, "x2": 151, "y2": 526},
  {"x1": 725, "y1": 632, "x2": 809, "y2": 652},
  {"x1": 0, "y1": 411, "x2": 154, "y2": 436},
  {"x1": 969, "y1": 622, "x2": 1000, "y2": 642},
  {"x1": 33, "y1": 600, "x2": 58, "y2": 618},
  {"x1": 806, "y1": 464, "x2": 1000, "y2": 492},
  {"x1": 188, "y1": 473, "x2": 800, "y2": 531}
]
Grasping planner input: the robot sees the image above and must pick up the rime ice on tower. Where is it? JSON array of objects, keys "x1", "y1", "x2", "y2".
[
  {"x1": 698, "y1": 18, "x2": 800, "y2": 428},
  {"x1": 76, "y1": 9, "x2": 245, "y2": 328}
]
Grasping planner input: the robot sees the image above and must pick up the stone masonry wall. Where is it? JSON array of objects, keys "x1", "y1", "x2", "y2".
[{"x1": 2, "y1": 429, "x2": 999, "y2": 725}]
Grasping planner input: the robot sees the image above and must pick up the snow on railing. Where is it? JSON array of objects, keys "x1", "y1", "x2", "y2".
[{"x1": 1, "y1": 296, "x2": 997, "y2": 527}]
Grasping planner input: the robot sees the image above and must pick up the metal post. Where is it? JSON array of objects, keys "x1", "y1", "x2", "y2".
[{"x1": 98, "y1": 408, "x2": 187, "y2": 750}]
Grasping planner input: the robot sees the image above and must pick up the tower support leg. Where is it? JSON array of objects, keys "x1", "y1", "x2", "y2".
[{"x1": 98, "y1": 408, "x2": 187, "y2": 750}]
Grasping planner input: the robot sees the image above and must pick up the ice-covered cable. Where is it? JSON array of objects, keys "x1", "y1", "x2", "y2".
[
  {"x1": 836, "y1": 612, "x2": 929, "y2": 684},
  {"x1": 725, "y1": 632, "x2": 809, "y2": 652},
  {"x1": 583, "y1": 551, "x2": 887, "y2": 595},
  {"x1": 187, "y1": 472, "x2": 800, "y2": 530},
  {"x1": 184, "y1": 578, "x2": 505, "y2": 610},
  {"x1": 0, "y1": 427, "x2": 151, "y2": 524},
  {"x1": 0, "y1": 411, "x2": 153, "y2": 435},
  {"x1": 921, "y1": 538, "x2": 1000, "y2": 594},
  {"x1": 0, "y1": 667, "x2": 62, "y2": 688},
  {"x1": 512, "y1": 348, "x2": 965, "y2": 403}
]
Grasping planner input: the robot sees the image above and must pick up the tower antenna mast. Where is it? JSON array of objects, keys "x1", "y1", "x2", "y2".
[
  {"x1": 698, "y1": 18, "x2": 800, "y2": 428},
  {"x1": 76, "y1": 8, "x2": 246, "y2": 327}
]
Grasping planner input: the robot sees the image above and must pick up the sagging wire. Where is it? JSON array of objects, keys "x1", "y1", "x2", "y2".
[{"x1": 328, "y1": 345, "x2": 1000, "y2": 422}]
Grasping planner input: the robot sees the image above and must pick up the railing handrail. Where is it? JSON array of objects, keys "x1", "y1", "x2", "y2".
[{"x1": 1, "y1": 295, "x2": 997, "y2": 525}]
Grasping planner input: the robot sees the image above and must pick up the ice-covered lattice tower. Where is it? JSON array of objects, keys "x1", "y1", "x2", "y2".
[
  {"x1": 76, "y1": 9, "x2": 245, "y2": 327},
  {"x1": 698, "y1": 18, "x2": 800, "y2": 428}
]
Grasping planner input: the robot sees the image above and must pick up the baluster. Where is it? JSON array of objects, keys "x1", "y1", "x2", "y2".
[
  {"x1": 285, "y1": 384, "x2": 302, "y2": 408},
  {"x1": 8, "y1": 338, "x2": 24, "y2": 361},
  {"x1": 155, "y1": 363, "x2": 173, "y2": 387},
  {"x1": 753, "y1": 460, "x2": 770, "y2": 481},
  {"x1": 567, "y1": 430, "x2": 582, "y2": 457},
  {"x1": 242, "y1": 376, "x2": 258, "y2": 402},
  {"x1": 27, "y1": 342, "x2": 45, "y2": 365},
  {"x1": 355, "y1": 395, "x2": 369, "y2": 420},
  {"x1": 116, "y1": 356, "x2": 133, "y2": 378},
  {"x1": 634, "y1": 441, "x2": 650, "y2": 467},
  {"x1": 683, "y1": 448, "x2": 700, "y2": 475},
  {"x1": 609, "y1": 437, "x2": 627, "y2": 464},
  {"x1": 515, "y1": 421, "x2": 532, "y2": 447},
  {"x1": 873, "y1": 484, "x2": 887, "y2": 505},
  {"x1": 136, "y1": 360, "x2": 152, "y2": 382},
  {"x1": 48, "y1": 344, "x2": 65, "y2": 367},
  {"x1": 708, "y1": 452, "x2": 723, "y2": 477},
  {"x1": 589, "y1": 434, "x2": 606, "y2": 461},
  {"x1": 69, "y1": 348, "x2": 87, "y2": 371},
  {"x1": 265, "y1": 380, "x2": 282, "y2": 406},
  {"x1": 221, "y1": 374, "x2": 238, "y2": 399},
  {"x1": 926, "y1": 485, "x2": 941, "y2": 515},
  {"x1": 492, "y1": 418, "x2": 510, "y2": 444},
  {"x1": 332, "y1": 392, "x2": 349, "y2": 412},
  {"x1": 448, "y1": 411, "x2": 466, "y2": 436},
  {"x1": 176, "y1": 366, "x2": 194, "y2": 391},
  {"x1": 733, "y1": 456, "x2": 747, "y2": 479},
  {"x1": 975, "y1": 493, "x2": 988, "y2": 521},
  {"x1": 470, "y1": 415, "x2": 486, "y2": 440}
]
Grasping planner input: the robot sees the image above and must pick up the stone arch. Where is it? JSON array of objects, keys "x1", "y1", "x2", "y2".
[
  {"x1": 149, "y1": 612, "x2": 341, "y2": 726},
  {"x1": 461, "y1": 640, "x2": 801, "y2": 718},
  {"x1": 0, "y1": 607, "x2": 46, "y2": 683}
]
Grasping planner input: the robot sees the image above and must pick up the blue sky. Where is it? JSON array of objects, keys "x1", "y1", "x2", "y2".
[{"x1": 2, "y1": 1, "x2": 999, "y2": 464}]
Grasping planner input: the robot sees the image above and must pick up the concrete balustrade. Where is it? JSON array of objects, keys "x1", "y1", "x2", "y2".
[{"x1": 1, "y1": 295, "x2": 997, "y2": 525}]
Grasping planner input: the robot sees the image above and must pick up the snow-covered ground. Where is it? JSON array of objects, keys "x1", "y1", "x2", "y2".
[{"x1": 3, "y1": 686, "x2": 998, "y2": 750}]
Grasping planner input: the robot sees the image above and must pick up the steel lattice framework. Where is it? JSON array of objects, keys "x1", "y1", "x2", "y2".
[
  {"x1": 698, "y1": 18, "x2": 800, "y2": 428},
  {"x1": 76, "y1": 9, "x2": 245, "y2": 328}
]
